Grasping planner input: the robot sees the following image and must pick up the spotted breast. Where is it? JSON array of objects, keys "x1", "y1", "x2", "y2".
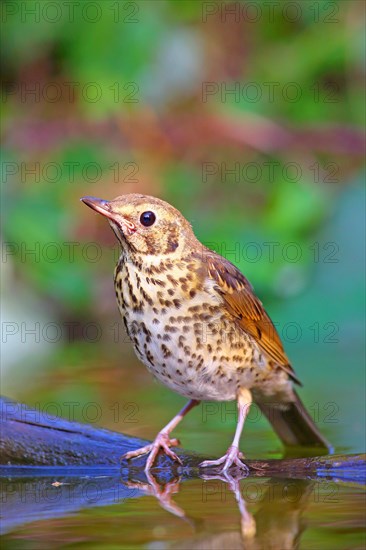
[{"x1": 114, "y1": 251, "x2": 284, "y2": 402}]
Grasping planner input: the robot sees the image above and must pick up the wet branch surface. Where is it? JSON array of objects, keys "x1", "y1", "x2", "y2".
[
  {"x1": 1, "y1": 396, "x2": 364, "y2": 482},
  {"x1": 1, "y1": 396, "x2": 365, "y2": 537}
]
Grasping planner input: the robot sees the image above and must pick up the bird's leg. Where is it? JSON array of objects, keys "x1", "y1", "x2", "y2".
[
  {"x1": 121, "y1": 399, "x2": 198, "y2": 472},
  {"x1": 200, "y1": 388, "x2": 252, "y2": 473}
]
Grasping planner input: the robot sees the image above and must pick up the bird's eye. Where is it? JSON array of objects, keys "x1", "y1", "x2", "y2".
[{"x1": 140, "y1": 211, "x2": 156, "y2": 227}]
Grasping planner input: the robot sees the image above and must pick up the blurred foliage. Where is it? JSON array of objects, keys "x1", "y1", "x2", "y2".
[{"x1": 1, "y1": 0, "x2": 365, "y2": 319}]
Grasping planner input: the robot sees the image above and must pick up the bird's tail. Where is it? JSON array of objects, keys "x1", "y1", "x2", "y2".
[{"x1": 258, "y1": 390, "x2": 332, "y2": 452}]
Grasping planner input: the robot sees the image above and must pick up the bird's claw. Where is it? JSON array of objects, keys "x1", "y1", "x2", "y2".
[
  {"x1": 121, "y1": 432, "x2": 181, "y2": 472},
  {"x1": 199, "y1": 445, "x2": 249, "y2": 475}
]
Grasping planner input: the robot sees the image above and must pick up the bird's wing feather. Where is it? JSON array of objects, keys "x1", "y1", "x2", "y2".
[{"x1": 198, "y1": 251, "x2": 301, "y2": 385}]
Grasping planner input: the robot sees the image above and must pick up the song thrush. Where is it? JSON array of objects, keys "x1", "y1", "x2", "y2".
[{"x1": 81, "y1": 194, "x2": 330, "y2": 473}]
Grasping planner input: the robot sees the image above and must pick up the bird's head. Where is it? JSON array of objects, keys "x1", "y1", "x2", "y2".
[{"x1": 81, "y1": 194, "x2": 196, "y2": 257}]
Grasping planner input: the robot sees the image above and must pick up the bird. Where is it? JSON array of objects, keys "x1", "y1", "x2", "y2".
[{"x1": 81, "y1": 194, "x2": 331, "y2": 473}]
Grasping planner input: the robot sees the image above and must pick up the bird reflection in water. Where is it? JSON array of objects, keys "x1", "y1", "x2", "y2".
[{"x1": 122, "y1": 469, "x2": 313, "y2": 550}]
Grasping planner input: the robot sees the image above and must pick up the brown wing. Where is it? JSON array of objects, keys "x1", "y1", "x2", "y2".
[{"x1": 200, "y1": 251, "x2": 301, "y2": 385}]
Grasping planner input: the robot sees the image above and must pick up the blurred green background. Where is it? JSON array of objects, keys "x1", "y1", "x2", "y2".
[{"x1": 1, "y1": 0, "x2": 365, "y2": 459}]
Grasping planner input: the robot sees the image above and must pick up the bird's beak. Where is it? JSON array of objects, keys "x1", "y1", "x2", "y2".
[
  {"x1": 81, "y1": 196, "x2": 136, "y2": 235},
  {"x1": 80, "y1": 196, "x2": 116, "y2": 221}
]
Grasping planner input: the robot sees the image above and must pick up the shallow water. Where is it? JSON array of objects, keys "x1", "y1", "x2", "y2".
[{"x1": 1, "y1": 469, "x2": 365, "y2": 549}]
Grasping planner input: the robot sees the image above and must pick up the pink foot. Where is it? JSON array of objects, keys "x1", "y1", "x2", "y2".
[
  {"x1": 121, "y1": 432, "x2": 181, "y2": 472},
  {"x1": 199, "y1": 445, "x2": 249, "y2": 474}
]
